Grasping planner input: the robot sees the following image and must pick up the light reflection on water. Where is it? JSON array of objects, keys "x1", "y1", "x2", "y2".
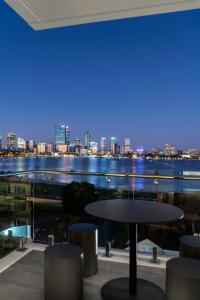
[{"x1": 1, "y1": 157, "x2": 200, "y2": 192}]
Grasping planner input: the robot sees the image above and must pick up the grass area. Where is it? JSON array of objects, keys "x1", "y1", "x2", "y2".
[{"x1": 0, "y1": 236, "x2": 19, "y2": 258}]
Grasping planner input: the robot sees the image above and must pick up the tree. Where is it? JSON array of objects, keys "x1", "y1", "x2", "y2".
[{"x1": 62, "y1": 181, "x2": 99, "y2": 215}]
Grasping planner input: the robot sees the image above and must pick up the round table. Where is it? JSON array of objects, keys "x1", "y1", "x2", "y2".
[{"x1": 85, "y1": 199, "x2": 184, "y2": 300}]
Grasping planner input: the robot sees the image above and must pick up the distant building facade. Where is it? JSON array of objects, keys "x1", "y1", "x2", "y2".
[
  {"x1": 124, "y1": 137, "x2": 131, "y2": 154},
  {"x1": 7, "y1": 133, "x2": 16, "y2": 149},
  {"x1": 17, "y1": 138, "x2": 26, "y2": 151},
  {"x1": 84, "y1": 130, "x2": 90, "y2": 149},
  {"x1": 66, "y1": 125, "x2": 71, "y2": 146},
  {"x1": 55, "y1": 125, "x2": 66, "y2": 146},
  {"x1": 100, "y1": 137, "x2": 107, "y2": 154}
]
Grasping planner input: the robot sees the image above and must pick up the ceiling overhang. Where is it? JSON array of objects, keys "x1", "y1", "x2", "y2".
[{"x1": 4, "y1": 0, "x2": 200, "y2": 30}]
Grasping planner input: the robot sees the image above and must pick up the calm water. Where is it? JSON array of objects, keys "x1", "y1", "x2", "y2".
[{"x1": 1, "y1": 157, "x2": 200, "y2": 192}]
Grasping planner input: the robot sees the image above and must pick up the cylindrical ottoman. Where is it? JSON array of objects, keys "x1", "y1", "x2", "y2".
[
  {"x1": 44, "y1": 244, "x2": 83, "y2": 300},
  {"x1": 166, "y1": 257, "x2": 200, "y2": 300},
  {"x1": 68, "y1": 223, "x2": 98, "y2": 277},
  {"x1": 180, "y1": 235, "x2": 200, "y2": 260}
]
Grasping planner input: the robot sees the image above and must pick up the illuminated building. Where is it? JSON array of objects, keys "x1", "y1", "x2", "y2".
[
  {"x1": 110, "y1": 137, "x2": 118, "y2": 155},
  {"x1": 137, "y1": 146, "x2": 144, "y2": 155},
  {"x1": 55, "y1": 125, "x2": 66, "y2": 146},
  {"x1": 100, "y1": 138, "x2": 107, "y2": 154},
  {"x1": 74, "y1": 139, "x2": 81, "y2": 154},
  {"x1": 17, "y1": 138, "x2": 26, "y2": 151},
  {"x1": 47, "y1": 144, "x2": 53, "y2": 153},
  {"x1": 37, "y1": 143, "x2": 46, "y2": 154},
  {"x1": 84, "y1": 130, "x2": 90, "y2": 149},
  {"x1": 28, "y1": 140, "x2": 35, "y2": 152},
  {"x1": 7, "y1": 133, "x2": 16, "y2": 150},
  {"x1": 124, "y1": 137, "x2": 131, "y2": 154},
  {"x1": 164, "y1": 144, "x2": 176, "y2": 156},
  {"x1": 90, "y1": 142, "x2": 98, "y2": 155},
  {"x1": 57, "y1": 144, "x2": 68, "y2": 153},
  {"x1": 152, "y1": 148, "x2": 163, "y2": 156},
  {"x1": 66, "y1": 125, "x2": 71, "y2": 146}
]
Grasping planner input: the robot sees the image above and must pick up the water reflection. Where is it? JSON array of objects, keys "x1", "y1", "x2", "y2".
[{"x1": 1, "y1": 157, "x2": 200, "y2": 192}]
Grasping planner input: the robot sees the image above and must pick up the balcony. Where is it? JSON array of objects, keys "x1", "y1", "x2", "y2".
[{"x1": 0, "y1": 171, "x2": 199, "y2": 299}]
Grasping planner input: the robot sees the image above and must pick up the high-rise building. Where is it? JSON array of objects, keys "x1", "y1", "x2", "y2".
[
  {"x1": 7, "y1": 133, "x2": 16, "y2": 149},
  {"x1": 110, "y1": 137, "x2": 117, "y2": 155},
  {"x1": 100, "y1": 137, "x2": 107, "y2": 154},
  {"x1": 90, "y1": 142, "x2": 98, "y2": 155},
  {"x1": 55, "y1": 125, "x2": 66, "y2": 146},
  {"x1": 28, "y1": 140, "x2": 35, "y2": 152},
  {"x1": 84, "y1": 130, "x2": 90, "y2": 149},
  {"x1": 17, "y1": 138, "x2": 26, "y2": 151},
  {"x1": 0, "y1": 136, "x2": 2, "y2": 150},
  {"x1": 66, "y1": 125, "x2": 71, "y2": 146},
  {"x1": 124, "y1": 137, "x2": 131, "y2": 154}
]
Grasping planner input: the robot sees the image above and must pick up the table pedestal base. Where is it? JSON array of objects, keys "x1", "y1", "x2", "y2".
[{"x1": 101, "y1": 278, "x2": 165, "y2": 300}]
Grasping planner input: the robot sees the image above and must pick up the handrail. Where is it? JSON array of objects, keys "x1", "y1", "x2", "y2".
[{"x1": 1, "y1": 170, "x2": 200, "y2": 181}]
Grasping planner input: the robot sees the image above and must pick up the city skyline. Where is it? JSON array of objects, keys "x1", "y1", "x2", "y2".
[
  {"x1": 0, "y1": 126, "x2": 199, "y2": 153},
  {"x1": 1, "y1": 3, "x2": 200, "y2": 149}
]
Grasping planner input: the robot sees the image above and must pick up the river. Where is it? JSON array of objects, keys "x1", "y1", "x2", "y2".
[{"x1": 1, "y1": 157, "x2": 200, "y2": 193}]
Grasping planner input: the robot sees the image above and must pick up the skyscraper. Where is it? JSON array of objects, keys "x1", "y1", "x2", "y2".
[
  {"x1": 55, "y1": 125, "x2": 66, "y2": 146},
  {"x1": 100, "y1": 137, "x2": 107, "y2": 154},
  {"x1": 110, "y1": 137, "x2": 117, "y2": 155},
  {"x1": 7, "y1": 133, "x2": 16, "y2": 149},
  {"x1": 17, "y1": 138, "x2": 26, "y2": 151},
  {"x1": 28, "y1": 140, "x2": 35, "y2": 152},
  {"x1": 84, "y1": 130, "x2": 90, "y2": 149},
  {"x1": 66, "y1": 125, "x2": 71, "y2": 146},
  {"x1": 0, "y1": 136, "x2": 2, "y2": 150},
  {"x1": 124, "y1": 137, "x2": 131, "y2": 154}
]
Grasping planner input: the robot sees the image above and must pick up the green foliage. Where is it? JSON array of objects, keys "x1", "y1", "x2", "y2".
[
  {"x1": 0, "y1": 236, "x2": 19, "y2": 258},
  {"x1": 62, "y1": 182, "x2": 99, "y2": 215}
]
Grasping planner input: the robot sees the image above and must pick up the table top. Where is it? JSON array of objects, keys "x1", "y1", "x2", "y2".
[{"x1": 85, "y1": 199, "x2": 184, "y2": 224}]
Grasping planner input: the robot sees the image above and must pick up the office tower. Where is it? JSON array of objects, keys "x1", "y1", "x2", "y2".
[
  {"x1": 37, "y1": 143, "x2": 46, "y2": 153},
  {"x1": 110, "y1": 137, "x2": 117, "y2": 155},
  {"x1": 66, "y1": 125, "x2": 71, "y2": 146},
  {"x1": 28, "y1": 140, "x2": 35, "y2": 152},
  {"x1": 84, "y1": 130, "x2": 90, "y2": 149},
  {"x1": 55, "y1": 125, "x2": 66, "y2": 146},
  {"x1": 90, "y1": 142, "x2": 98, "y2": 155},
  {"x1": 7, "y1": 133, "x2": 16, "y2": 149},
  {"x1": 17, "y1": 138, "x2": 26, "y2": 151},
  {"x1": 0, "y1": 136, "x2": 1, "y2": 150},
  {"x1": 100, "y1": 137, "x2": 107, "y2": 154},
  {"x1": 124, "y1": 137, "x2": 131, "y2": 154}
]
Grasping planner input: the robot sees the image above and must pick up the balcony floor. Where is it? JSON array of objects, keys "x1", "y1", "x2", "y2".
[{"x1": 0, "y1": 250, "x2": 165, "y2": 300}]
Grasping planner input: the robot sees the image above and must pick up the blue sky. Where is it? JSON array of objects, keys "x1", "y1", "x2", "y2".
[{"x1": 0, "y1": 2, "x2": 200, "y2": 150}]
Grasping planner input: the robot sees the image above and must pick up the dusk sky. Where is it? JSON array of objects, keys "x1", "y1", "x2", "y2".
[{"x1": 0, "y1": 2, "x2": 200, "y2": 150}]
